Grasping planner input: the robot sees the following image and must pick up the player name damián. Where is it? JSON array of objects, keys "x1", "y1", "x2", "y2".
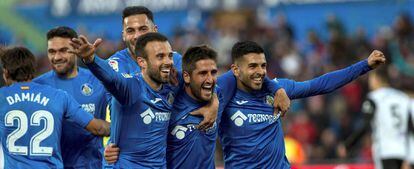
[{"x1": 6, "y1": 92, "x2": 50, "y2": 106}]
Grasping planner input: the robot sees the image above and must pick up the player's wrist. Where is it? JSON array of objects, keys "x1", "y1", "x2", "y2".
[{"x1": 82, "y1": 54, "x2": 95, "y2": 64}]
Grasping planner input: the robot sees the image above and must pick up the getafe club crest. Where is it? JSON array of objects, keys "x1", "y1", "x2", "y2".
[
  {"x1": 167, "y1": 92, "x2": 175, "y2": 105},
  {"x1": 81, "y1": 83, "x2": 93, "y2": 96},
  {"x1": 266, "y1": 95, "x2": 274, "y2": 106}
]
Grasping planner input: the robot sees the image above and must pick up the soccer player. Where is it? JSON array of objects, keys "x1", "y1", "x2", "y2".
[
  {"x1": 107, "y1": 6, "x2": 182, "y2": 77},
  {"x1": 166, "y1": 45, "x2": 225, "y2": 169},
  {"x1": 71, "y1": 32, "x2": 288, "y2": 168},
  {"x1": 105, "y1": 42, "x2": 386, "y2": 168},
  {"x1": 341, "y1": 66, "x2": 410, "y2": 169},
  {"x1": 33, "y1": 26, "x2": 111, "y2": 169},
  {"x1": 218, "y1": 41, "x2": 386, "y2": 168},
  {"x1": 108, "y1": 5, "x2": 226, "y2": 132},
  {"x1": 70, "y1": 32, "x2": 188, "y2": 168},
  {"x1": 109, "y1": 6, "x2": 290, "y2": 128},
  {"x1": 0, "y1": 47, "x2": 110, "y2": 169}
]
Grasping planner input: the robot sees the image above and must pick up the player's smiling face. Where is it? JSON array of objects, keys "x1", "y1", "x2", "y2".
[
  {"x1": 234, "y1": 53, "x2": 266, "y2": 92},
  {"x1": 140, "y1": 41, "x2": 173, "y2": 85},
  {"x1": 122, "y1": 14, "x2": 157, "y2": 57},
  {"x1": 47, "y1": 37, "x2": 77, "y2": 78},
  {"x1": 185, "y1": 59, "x2": 218, "y2": 102}
]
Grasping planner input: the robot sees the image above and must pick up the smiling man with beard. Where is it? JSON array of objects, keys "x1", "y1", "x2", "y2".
[
  {"x1": 107, "y1": 6, "x2": 182, "y2": 78},
  {"x1": 219, "y1": 41, "x2": 386, "y2": 168},
  {"x1": 166, "y1": 45, "x2": 223, "y2": 169},
  {"x1": 106, "y1": 6, "x2": 227, "y2": 136},
  {"x1": 34, "y1": 26, "x2": 111, "y2": 169},
  {"x1": 104, "y1": 41, "x2": 386, "y2": 168},
  {"x1": 70, "y1": 32, "x2": 186, "y2": 168}
]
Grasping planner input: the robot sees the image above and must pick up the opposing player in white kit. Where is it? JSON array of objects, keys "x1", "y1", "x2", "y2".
[{"x1": 342, "y1": 66, "x2": 411, "y2": 169}]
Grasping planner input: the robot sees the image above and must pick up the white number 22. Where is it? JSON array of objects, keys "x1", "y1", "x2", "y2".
[{"x1": 5, "y1": 110, "x2": 54, "y2": 156}]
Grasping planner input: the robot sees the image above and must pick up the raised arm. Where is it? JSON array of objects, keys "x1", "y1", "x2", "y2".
[
  {"x1": 281, "y1": 50, "x2": 385, "y2": 100},
  {"x1": 69, "y1": 35, "x2": 136, "y2": 105}
]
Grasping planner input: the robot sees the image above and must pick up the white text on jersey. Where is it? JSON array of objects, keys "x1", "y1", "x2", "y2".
[{"x1": 6, "y1": 93, "x2": 50, "y2": 106}]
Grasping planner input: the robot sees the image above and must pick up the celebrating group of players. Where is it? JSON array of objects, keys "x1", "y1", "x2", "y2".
[{"x1": 4, "y1": 5, "x2": 412, "y2": 169}]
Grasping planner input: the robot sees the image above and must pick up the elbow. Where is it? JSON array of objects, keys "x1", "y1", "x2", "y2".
[{"x1": 88, "y1": 119, "x2": 111, "y2": 136}]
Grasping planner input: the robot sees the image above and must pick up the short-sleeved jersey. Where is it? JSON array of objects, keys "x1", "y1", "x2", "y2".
[
  {"x1": 107, "y1": 48, "x2": 182, "y2": 78},
  {"x1": 0, "y1": 82, "x2": 93, "y2": 169},
  {"x1": 167, "y1": 87, "x2": 225, "y2": 169},
  {"x1": 219, "y1": 88, "x2": 290, "y2": 169},
  {"x1": 34, "y1": 68, "x2": 110, "y2": 168},
  {"x1": 365, "y1": 87, "x2": 410, "y2": 160},
  {"x1": 86, "y1": 56, "x2": 180, "y2": 168}
]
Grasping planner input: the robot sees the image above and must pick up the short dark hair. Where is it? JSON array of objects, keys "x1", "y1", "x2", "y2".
[
  {"x1": 122, "y1": 6, "x2": 154, "y2": 23},
  {"x1": 46, "y1": 26, "x2": 78, "y2": 40},
  {"x1": 0, "y1": 47, "x2": 36, "y2": 81},
  {"x1": 182, "y1": 45, "x2": 217, "y2": 74},
  {"x1": 231, "y1": 41, "x2": 264, "y2": 62},
  {"x1": 135, "y1": 32, "x2": 168, "y2": 59}
]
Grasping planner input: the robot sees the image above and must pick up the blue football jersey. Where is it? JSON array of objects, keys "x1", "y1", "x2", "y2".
[
  {"x1": 107, "y1": 48, "x2": 182, "y2": 78},
  {"x1": 218, "y1": 59, "x2": 372, "y2": 168},
  {"x1": 219, "y1": 89, "x2": 290, "y2": 169},
  {"x1": 34, "y1": 68, "x2": 110, "y2": 169},
  {"x1": 167, "y1": 87, "x2": 226, "y2": 169},
  {"x1": 164, "y1": 70, "x2": 286, "y2": 169},
  {"x1": 0, "y1": 82, "x2": 93, "y2": 169},
  {"x1": 86, "y1": 56, "x2": 180, "y2": 168}
]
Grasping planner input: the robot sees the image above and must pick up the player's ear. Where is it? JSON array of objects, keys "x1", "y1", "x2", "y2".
[
  {"x1": 183, "y1": 71, "x2": 191, "y2": 84},
  {"x1": 153, "y1": 25, "x2": 158, "y2": 32},
  {"x1": 2, "y1": 69, "x2": 10, "y2": 85},
  {"x1": 136, "y1": 57, "x2": 147, "y2": 69},
  {"x1": 231, "y1": 64, "x2": 239, "y2": 77},
  {"x1": 121, "y1": 30, "x2": 126, "y2": 42}
]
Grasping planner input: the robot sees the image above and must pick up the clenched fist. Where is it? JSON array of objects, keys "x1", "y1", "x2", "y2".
[{"x1": 367, "y1": 50, "x2": 386, "y2": 69}]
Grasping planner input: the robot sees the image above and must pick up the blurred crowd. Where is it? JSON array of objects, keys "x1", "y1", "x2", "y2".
[{"x1": 2, "y1": 8, "x2": 414, "y2": 165}]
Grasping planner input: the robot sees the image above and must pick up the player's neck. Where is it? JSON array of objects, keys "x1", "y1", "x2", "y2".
[
  {"x1": 57, "y1": 66, "x2": 78, "y2": 79},
  {"x1": 127, "y1": 48, "x2": 136, "y2": 61},
  {"x1": 184, "y1": 86, "x2": 203, "y2": 102},
  {"x1": 8, "y1": 79, "x2": 32, "y2": 85},
  {"x1": 236, "y1": 79, "x2": 254, "y2": 93},
  {"x1": 142, "y1": 72, "x2": 162, "y2": 91},
  {"x1": 372, "y1": 82, "x2": 390, "y2": 91}
]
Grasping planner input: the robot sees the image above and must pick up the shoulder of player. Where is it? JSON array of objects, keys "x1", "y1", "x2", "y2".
[
  {"x1": 172, "y1": 51, "x2": 182, "y2": 58},
  {"x1": 29, "y1": 82, "x2": 69, "y2": 97},
  {"x1": 33, "y1": 70, "x2": 54, "y2": 82},
  {"x1": 370, "y1": 87, "x2": 409, "y2": 101},
  {"x1": 110, "y1": 48, "x2": 128, "y2": 57},
  {"x1": 274, "y1": 78, "x2": 295, "y2": 88},
  {"x1": 77, "y1": 68, "x2": 100, "y2": 81},
  {"x1": 77, "y1": 69, "x2": 108, "y2": 91}
]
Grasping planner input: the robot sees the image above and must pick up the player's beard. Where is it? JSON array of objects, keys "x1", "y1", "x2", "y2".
[
  {"x1": 126, "y1": 40, "x2": 136, "y2": 57},
  {"x1": 240, "y1": 72, "x2": 264, "y2": 91},
  {"x1": 52, "y1": 58, "x2": 76, "y2": 77},
  {"x1": 189, "y1": 81, "x2": 215, "y2": 102},
  {"x1": 147, "y1": 63, "x2": 171, "y2": 85}
]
